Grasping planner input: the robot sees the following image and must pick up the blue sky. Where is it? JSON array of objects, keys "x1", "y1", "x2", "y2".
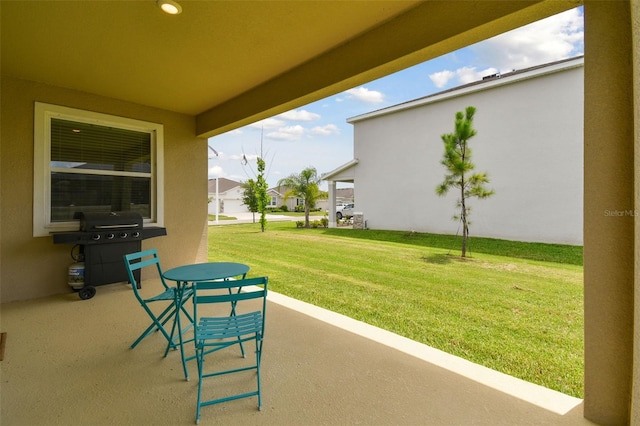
[{"x1": 208, "y1": 7, "x2": 584, "y2": 189}]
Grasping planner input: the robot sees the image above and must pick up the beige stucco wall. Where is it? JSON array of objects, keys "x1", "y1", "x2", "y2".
[
  {"x1": 0, "y1": 76, "x2": 208, "y2": 303},
  {"x1": 583, "y1": 1, "x2": 636, "y2": 424}
]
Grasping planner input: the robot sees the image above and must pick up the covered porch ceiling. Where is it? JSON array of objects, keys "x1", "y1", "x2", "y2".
[{"x1": 1, "y1": 0, "x2": 579, "y2": 138}]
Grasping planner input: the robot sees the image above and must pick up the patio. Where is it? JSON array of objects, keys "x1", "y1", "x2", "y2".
[{"x1": 0, "y1": 280, "x2": 591, "y2": 425}]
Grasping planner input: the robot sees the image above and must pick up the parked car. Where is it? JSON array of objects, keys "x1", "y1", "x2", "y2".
[
  {"x1": 335, "y1": 203, "x2": 348, "y2": 213},
  {"x1": 337, "y1": 203, "x2": 354, "y2": 219}
]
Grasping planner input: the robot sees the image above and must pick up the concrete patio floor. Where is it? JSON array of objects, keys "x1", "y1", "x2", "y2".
[{"x1": 0, "y1": 280, "x2": 592, "y2": 425}]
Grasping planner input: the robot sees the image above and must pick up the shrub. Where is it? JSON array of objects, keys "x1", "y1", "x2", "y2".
[
  {"x1": 295, "y1": 221, "x2": 304, "y2": 228},
  {"x1": 320, "y1": 217, "x2": 329, "y2": 227}
]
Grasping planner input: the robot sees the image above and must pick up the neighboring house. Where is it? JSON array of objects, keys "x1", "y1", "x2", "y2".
[
  {"x1": 267, "y1": 185, "x2": 342, "y2": 212},
  {"x1": 324, "y1": 56, "x2": 584, "y2": 245},
  {"x1": 317, "y1": 187, "x2": 354, "y2": 212},
  {"x1": 335, "y1": 187, "x2": 354, "y2": 205},
  {"x1": 267, "y1": 186, "x2": 303, "y2": 211},
  {"x1": 207, "y1": 178, "x2": 248, "y2": 215}
]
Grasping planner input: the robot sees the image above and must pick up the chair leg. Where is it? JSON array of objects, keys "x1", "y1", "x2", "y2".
[
  {"x1": 195, "y1": 344, "x2": 204, "y2": 424},
  {"x1": 256, "y1": 334, "x2": 263, "y2": 410},
  {"x1": 163, "y1": 308, "x2": 180, "y2": 358},
  {"x1": 131, "y1": 303, "x2": 177, "y2": 349}
]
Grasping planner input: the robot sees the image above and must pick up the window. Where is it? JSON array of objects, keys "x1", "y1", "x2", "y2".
[
  {"x1": 34, "y1": 103, "x2": 164, "y2": 236},
  {"x1": 268, "y1": 196, "x2": 277, "y2": 207}
]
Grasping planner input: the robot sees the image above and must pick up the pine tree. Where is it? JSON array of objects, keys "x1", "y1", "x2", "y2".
[{"x1": 436, "y1": 106, "x2": 494, "y2": 257}]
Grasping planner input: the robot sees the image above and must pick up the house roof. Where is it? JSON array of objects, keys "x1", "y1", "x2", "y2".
[
  {"x1": 1, "y1": 1, "x2": 577, "y2": 138},
  {"x1": 207, "y1": 178, "x2": 242, "y2": 194},
  {"x1": 336, "y1": 188, "x2": 354, "y2": 200},
  {"x1": 348, "y1": 55, "x2": 584, "y2": 123},
  {"x1": 267, "y1": 186, "x2": 292, "y2": 197},
  {"x1": 322, "y1": 159, "x2": 359, "y2": 182}
]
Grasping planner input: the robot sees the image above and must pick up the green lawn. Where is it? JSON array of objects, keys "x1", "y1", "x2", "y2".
[
  {"x1": 207, "y1": 221, "x2": 584, "y2": 397},
  {"x1": 207, "y1": 214, "x2": 237, "y2": 221}
]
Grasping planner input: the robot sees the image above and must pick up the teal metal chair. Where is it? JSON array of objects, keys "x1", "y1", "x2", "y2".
[
  {"x1": 192, "y1": 276, "x2": 268, "y2": 424},
  {"x1": 123, "y1": 249, "x2": 194, "y2": 358}
]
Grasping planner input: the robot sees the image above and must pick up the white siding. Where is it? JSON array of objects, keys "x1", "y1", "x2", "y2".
[
  {"x1": 208, "y1": 187, "x2": 249, "y2": 214},
  {"x1": 350, "y1": 60, "x2": 583, "y2": 244}
]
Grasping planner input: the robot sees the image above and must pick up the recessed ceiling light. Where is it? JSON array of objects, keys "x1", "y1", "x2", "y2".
[{"x1": 157, "y1": 0, "x2": 182, "y2": 15}]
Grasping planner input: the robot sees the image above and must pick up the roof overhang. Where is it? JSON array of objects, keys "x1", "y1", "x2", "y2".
[
  {"x1": 1, "y1": 1, "x2": 581, "y2": 139},
  {"x1": 347, "y1": 56, "x2": 585, "y2": 123},
  {"x1": 322, "y1": 159, "x2": 359, "y2": 183}
]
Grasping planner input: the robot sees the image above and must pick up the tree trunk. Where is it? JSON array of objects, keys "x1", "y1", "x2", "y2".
[{"x1": 460, "y1": 186, "x2": 467, "y2": 257}]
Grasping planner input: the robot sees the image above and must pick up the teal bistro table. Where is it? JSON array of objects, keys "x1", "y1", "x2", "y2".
[{"x1": 163, "y1": 262, "x2": 250, "y2": 379}]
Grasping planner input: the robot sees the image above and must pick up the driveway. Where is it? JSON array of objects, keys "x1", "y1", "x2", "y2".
[{"x1": 208, "y1": 212, "x2": 302, "y2": 225}]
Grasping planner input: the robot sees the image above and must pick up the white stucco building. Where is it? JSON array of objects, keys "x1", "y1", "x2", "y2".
[{"x1": 324, "y1": 56, "x2": 584, "y2": 245}]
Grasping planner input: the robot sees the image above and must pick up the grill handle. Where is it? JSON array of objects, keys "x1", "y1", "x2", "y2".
[{"x1": 94, "y1": 224, "x2": 140, "y2": 229}]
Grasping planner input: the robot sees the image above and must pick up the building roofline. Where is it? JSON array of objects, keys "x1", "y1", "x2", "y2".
[
  {"x1": 347, "y1": 55, "x2": 584, "y2": 123},
  {"x1": 321, "y1": 159, "x2": 359, "y2": 181}
]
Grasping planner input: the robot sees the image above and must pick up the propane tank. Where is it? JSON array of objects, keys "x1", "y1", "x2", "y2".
[
  {"x1": 68, "y1": 246, "x2": 85, "y2": 290},
  {"x1": 68, "y1": 261, "x2": 85, "y2": 290}
]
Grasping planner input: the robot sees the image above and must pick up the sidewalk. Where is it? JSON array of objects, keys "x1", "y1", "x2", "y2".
[{"x1": 208, "y1": 212, "x2": 301, "y2": 225}]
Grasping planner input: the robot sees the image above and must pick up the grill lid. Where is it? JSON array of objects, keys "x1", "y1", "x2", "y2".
[{"x1": 74, "y1": 211, "x2": 143, "y2": 232}]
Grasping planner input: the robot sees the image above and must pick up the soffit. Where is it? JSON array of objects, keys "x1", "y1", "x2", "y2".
[
  {"x1": 1, "y1": 1, "x2": 420, "y2": 114},
  {"x1": 1, "y1": 1, "x2": 581, "y2": 138}
]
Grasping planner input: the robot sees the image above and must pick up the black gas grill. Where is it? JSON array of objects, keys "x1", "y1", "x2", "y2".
[{"x1": 52, "y1": 211, "x2": 166, "y2": 299}]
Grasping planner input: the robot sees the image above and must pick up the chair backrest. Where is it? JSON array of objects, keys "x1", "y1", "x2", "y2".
[
  {"x1": 193, "y1": 276, "x2": 268, "y2": 331},
  {"x1": 123, "y1": 249, "x2": 170, "y2": 301}
]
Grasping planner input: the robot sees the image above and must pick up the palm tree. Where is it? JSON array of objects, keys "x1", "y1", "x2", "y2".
[{"x1": 277, "y1": 167, "x2": 327, "y2": 228}]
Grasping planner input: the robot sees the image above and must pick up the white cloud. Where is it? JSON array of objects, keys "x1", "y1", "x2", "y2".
[
  {"x1": 226, "y1": 153, "x2": 256, "y2": 162},
  {"x1": 242, "y1": 153, "x2": 259, "y2": 161},
  {"x1": 457, "y1": 66, "x2": 498, "y2": 84},
  {"x1": 278, "y1": 109, "x2": 320, "y2": 122},
  {"x1": 429, "y1": 70, "x2": 455, "y2": 88},
  {"x1": 429, "y1": 66, "x2": 497, "y2": 88},
  {"x1": 208, "y1": 165, "x2": 224, "y2": 178},
  {"x1": 428, "y1": 8, "x2": 583, "y2": 89},
  {"x1": 212, "y1": 151, "x2": 234, "y2": 161},
  {"x1": 473, "y1": 8, "x2": 584, "y2": 72},
  {"x1": 345, "y1": 87, "x2": 384, "y2": 104},
  {"x1": 311, "y1": 124, "x2": 340, "y2": 136},
  {"x1": 250, "y1": 117, "x2": 285, "y2": 130},
  {"x1": 266, "y1": 125, "x2": 305, "y2": 141}
]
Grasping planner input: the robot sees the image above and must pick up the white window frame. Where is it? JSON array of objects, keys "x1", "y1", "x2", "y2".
[{"x1": 33, "y1": 102, "x2": 164, "y2": 237}]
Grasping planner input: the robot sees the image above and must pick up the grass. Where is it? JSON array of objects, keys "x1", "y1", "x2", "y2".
[
  {"x1": 207, "y1": 211, "x2": 326, "y2": 221},
  {"x1": 207, "y1": 221, "x2": 584, "y2": 398},
  {"x1": 207, "y1": 214, "x2": 237, "y2": 221},
  {"x1": 266, "y1": 211, "x2": 327, "y2": 217}
]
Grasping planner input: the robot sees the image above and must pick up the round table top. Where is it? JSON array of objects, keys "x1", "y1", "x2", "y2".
[{"x1": 163, "y1": 262, "x2": 249, "y2": 282}]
